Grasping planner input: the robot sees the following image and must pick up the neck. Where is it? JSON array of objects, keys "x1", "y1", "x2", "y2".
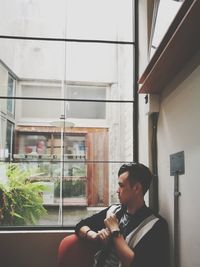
[{"x1": 126, "y1": 198, "x2": 145, "y2": 214}]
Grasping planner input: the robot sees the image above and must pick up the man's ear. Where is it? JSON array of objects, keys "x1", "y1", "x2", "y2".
[{"x1": 132, "y1": 182, "x2": 142, "y2": 194}]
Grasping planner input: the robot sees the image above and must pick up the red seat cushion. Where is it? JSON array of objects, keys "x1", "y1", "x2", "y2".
[{"x1": 58, "y1": 234, "x2": 99, "y2": 267}]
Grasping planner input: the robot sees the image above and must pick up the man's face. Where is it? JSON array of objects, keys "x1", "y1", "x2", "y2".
[{"x1": 117, "y1": 171, "x2": 135, "y2": 205}]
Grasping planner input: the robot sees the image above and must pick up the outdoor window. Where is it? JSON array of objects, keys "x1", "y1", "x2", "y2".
[
  {"x1": 0, "y1": 0, "x2": 135, "y2": 228},
  {"x1": 7, "y1": 75, "x2": 15, "y2": 116},
  {"x1": 0, "y1": 117, "x2": 14, "y2": 162},
  {"x1": 6, "y1": 120, "x2": 14, "y2": 161},
  {"x1": 67, "y1": 85, "x2": 107, "y2": 119},
  {"x1": 0, "y1": 116, "x2": 7, "y2": 160}
]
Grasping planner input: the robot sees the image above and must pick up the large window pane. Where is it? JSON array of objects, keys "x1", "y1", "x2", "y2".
[
  {"x1": 0, "y1": 97, "x2": 133, "y2": 226},
  {"x1": 0, "y1": 39, "x2": 66, "y2": 81},
  {"x1": 67, "y1": 85, "x2": 106, "y2": 119},
  {"x1": 0, "y1": 41, "x2": 134, "y2": 101},
  {"x1": 0, "y1": 0, "x2": 134, "y2": 42},
  {"x1": 0, "y1": 0, "x2": 135, "y2": 228}
]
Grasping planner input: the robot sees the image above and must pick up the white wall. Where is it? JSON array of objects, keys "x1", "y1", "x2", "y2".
[
  {"x1": 138, "y1": 1, "x2": 200, "y2": 267},
  {"x1": 158, "y1": 53, "x2": 200, "y2": 267}
]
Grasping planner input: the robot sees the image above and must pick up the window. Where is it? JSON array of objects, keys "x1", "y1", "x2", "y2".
[
  {"x1": 0, "y1": 0, "x2": 135, "y2": 228},
  {"x1": 0, "y1": 118, "x2": 13, "y2": 161},
  {"x1": 7, "y1": 75, "x2": 15, "y2": 116},
  {"x1": 0, "y1": 116, "x2": 7, "y2": 160},
  {"x1": 67, "y1": 85, "x2": 107, "y2": 119},
  {"x1": 6, "y1": 120, "x2": 14, "y2": 161}
]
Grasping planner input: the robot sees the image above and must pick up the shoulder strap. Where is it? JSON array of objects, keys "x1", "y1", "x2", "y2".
[
  {"x1": 106, "y1": 204, "x2": 121, "y2": 217},
  {"x1": 126, "y1": 214, "x2": 159, "y2": 248}
]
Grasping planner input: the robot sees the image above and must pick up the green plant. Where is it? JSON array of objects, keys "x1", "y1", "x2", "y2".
[{"x1": 0, "y1": 163, "x2": 47, "y2": 226}]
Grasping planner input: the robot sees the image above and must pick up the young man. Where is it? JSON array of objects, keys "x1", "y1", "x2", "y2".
[{"x1": 75, "y1": 163, "x2": 169, "y2": 267}]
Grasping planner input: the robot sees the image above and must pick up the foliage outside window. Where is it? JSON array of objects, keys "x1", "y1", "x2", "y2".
[{"x1": 0, "y1": 164, "x2": 47, "y2": 226}]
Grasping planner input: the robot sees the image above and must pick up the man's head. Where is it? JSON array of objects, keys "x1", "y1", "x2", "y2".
[{"x1": 118, "y1": 162, "x2": 153, "y2": 195}]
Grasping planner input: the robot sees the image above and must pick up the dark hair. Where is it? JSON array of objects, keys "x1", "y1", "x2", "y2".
[{"x1": 118, "y1": 162, "x2": 153, "y2": 195}]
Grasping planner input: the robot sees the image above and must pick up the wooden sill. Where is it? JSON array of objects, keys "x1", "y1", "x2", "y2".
[
  {"x1": 44, "y1": 198, "x2": 88, "y2": 206},
  {"x1": 138, "y1": 0, "x2": 200, "y2": 94}
]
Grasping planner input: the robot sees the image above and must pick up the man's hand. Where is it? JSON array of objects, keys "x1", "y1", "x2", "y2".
[
  {"x1": 97, "y1": 228, "x2": 111, "y2": 245},
  {"x1": 79, "y1": 226, "x2": 99, "y2": 241},
  {"x1": 86, "y1": 230, "x2": 99, "y2": 241},
  {"x1": 84, "y1": 228, "x2": 111, "y2": 245},
  {"x1": 104, "y1": 213, "x2": 120, "y2": 232}
]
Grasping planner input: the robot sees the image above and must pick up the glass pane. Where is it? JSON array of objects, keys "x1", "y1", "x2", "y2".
[
  {"x1": 1, "y1": 99, "x2": 133, "y2": 227},
  {"x1": 0, "y1": 0, "x2": 134, "y2": 228},
  {"x1": 68, "y1": 101, "x2": 106, "y2": 119},
  {"x1": 1, "y1": 98, "x2": 133, "y2": 228},
  {"x1": 64, "y1": 42, "x2": 134, "y2": 101},
  {"x1": 66, "y1": 85, "x2": 106, "y2": 119},
  {"x1": 66, "y1": 0, "x2": 134, "y2": 42},
  {"x1": 150, "y1": 0, "x2": 183, "y2": 58},
  {"x1": 0, "y1": 160, "x2": 128, "y2": 226},
  {"x1": 6, "y1": 120, "x2": 13, "y2": 161},
  {"x1": 0, "y1": 0, "x2": 67, "y2": 39},
  {"x1": 0, "y1": 117, "x2": 13, "y2": 161},
  {"x1": 62, "y1": 161, "x2": 122, "y2": 227},
  {"x1": 0, "y1": 40, "x2": 133, "y2": 101},
  {"x1": 0, "y1": 116, "x2": 7, "y2": 160},
  {"x1": 7, "y1": 75, "x2": 15, "y2": 115},
  {"x1": 0, "y1": 0, "x2": 134, "y2": 42},
  {"x1": 0, "y1": 39, "x2": 66, "y2": 81},
  {"x1": 11, "y1": 98, "x2": 133, "y2": 162}
]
